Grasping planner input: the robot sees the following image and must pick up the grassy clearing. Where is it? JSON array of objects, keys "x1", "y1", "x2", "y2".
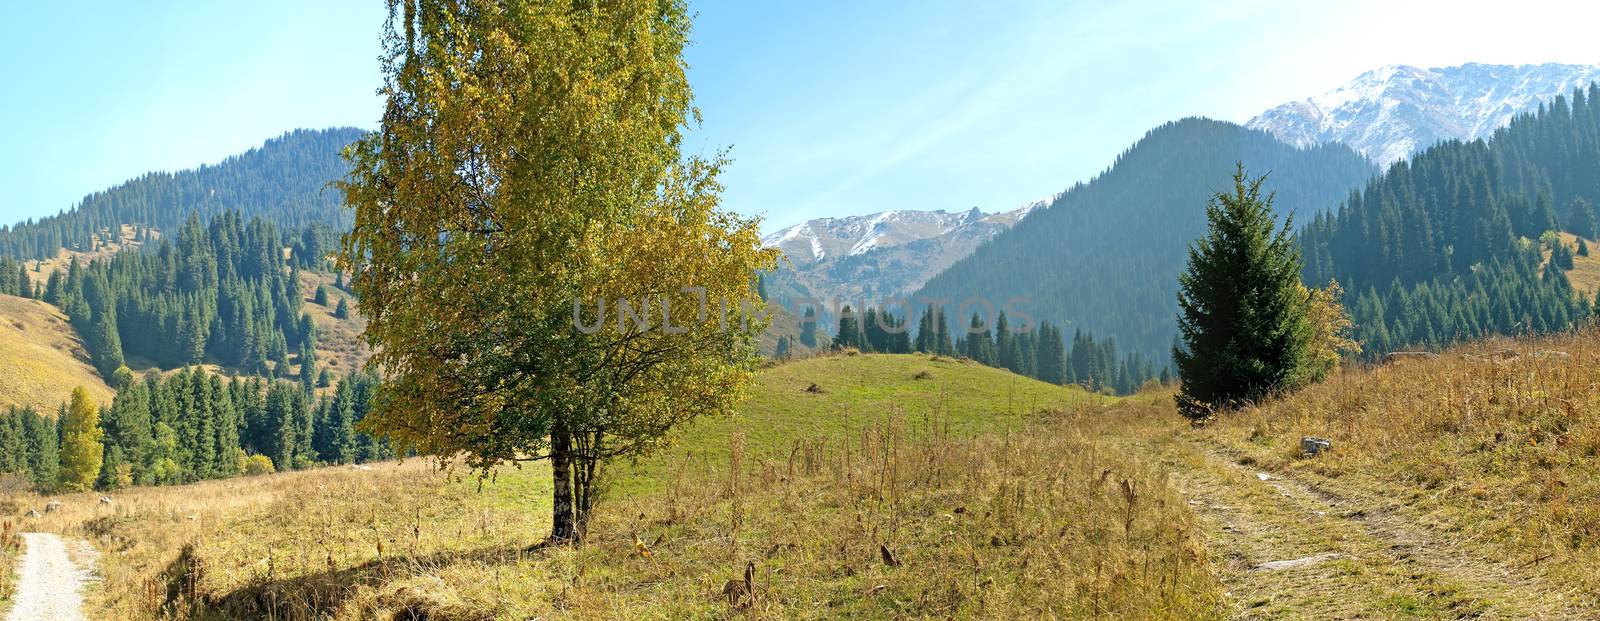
[
  {"x1": 1200, "y1": 328, "x2": 1600, "y2": 606},
  {"x1": 1559, "y1": 232, "x2": 1600, "y2": 298},
  {"x1": 0, "y1": 294, "x2": 115, "y2": 413},
  {"x1": 296, "y1": 270, "x2": 370, "y2": 379},
  {"x1": 4, "y1": 353, "x2": 1225, "y2": 619}
]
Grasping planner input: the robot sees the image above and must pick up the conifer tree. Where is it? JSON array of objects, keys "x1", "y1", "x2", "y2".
[
  {"x1": 299, "y1": 343, "x2": 318, "y2": 397},
  {"x1": 1174, "y1": 166, "x2": 1315, "y2": 419},
  {"x1": 22, "y1": 409, "x2": 58, "y2": 491},
  {"x1": 43, "y1": 269, "x2": 63, "y2": 306},
  {"x1": 934, "y1": 306, "x2": 954, "y2": 355},
  {"x1": 264, "y1": 381, "x2": 299, "y2": 471},
  {"x1": 58, "y1": 387, "x2": 104, "y2": 491},
  {"x1": 834, "y1": 306, "x2": 864, "y2": 350},
  {"x1": 1034, "y1": 322, "x2": 1067, "y2": 384},
  {"x1": 1568, "y1": 197, "x2": 1597, "y2": 239},
  {"x1": 964, "y1": 313, "x2": 994, "y2": 364},
  {"x1": 995, "y1": 312, "x2": 1014, "y2": 370},
  {"x1": 799, "y1": 307, "x2": 819, "y2": 348},
  {"x1": 80, "y1": 271, "x2": 124, "y2": 380}
]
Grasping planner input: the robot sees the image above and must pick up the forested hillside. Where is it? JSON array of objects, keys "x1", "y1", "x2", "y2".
[
  {"x1": 45, "y1": 211, "x2": 317, "y2": 381},
  {"x1": 0, "y1": 128, "x2": 361, "y2": 261},
  {"x1": 913, "y1": 118, "x2": 1375, "y2": 363},
  {"x1": 1301, "y1": 85, "x2": 1600, "y2": 352}
]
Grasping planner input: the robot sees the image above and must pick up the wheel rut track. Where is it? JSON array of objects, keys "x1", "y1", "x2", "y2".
[{"x1": 1152, "y1": 435, "x2": 1592, "y2": 619}]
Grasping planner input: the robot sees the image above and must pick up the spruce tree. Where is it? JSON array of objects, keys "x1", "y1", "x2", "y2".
[
  {"x1": 1174, "y1": 166, "x2": 1315, "y2": 419},
  {"x1": 299, "y1": 343, "x2": 318, "y2": 397},
  {"x1": 799, "y1": 307, "x2": 818, "y2": 348},
  {"x1": 934, "y1": 307, "x2": 954, "y2": 355},
  {"x1": 1568, "y1": 197, "x2": 1597, "y2": 239},
  {"x1": 995, "y1": 312, "x2": 1014, "y2": 370},
  {"x1": 265, "y1": 381, "x2": 299, "y2": 471},
  {"x1": 22, "y1": 409, "x2": 58, "y2": 491},
  {"x1": 964, "y1": 313, "x2": 994, "y2": 364},
  {"x1": 834, "y1": 306, "x2": 863, "y2": 351},
  {"x1": 914, "y1": 306, "x2": 935, "y2": 353}
]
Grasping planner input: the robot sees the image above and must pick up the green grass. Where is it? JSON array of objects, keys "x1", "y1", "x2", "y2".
[{"x1": 612, "y1": 352, "x2": 1111, "y2": 495}]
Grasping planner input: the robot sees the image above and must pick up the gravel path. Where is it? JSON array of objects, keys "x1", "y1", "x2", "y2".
[{"x1": 6, "y1": 532, "x2": 95, "y2": 621}]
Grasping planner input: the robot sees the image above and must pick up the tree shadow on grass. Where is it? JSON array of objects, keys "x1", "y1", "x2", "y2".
[{"x1": 163, "y1": 541, "x2": 542, "y2": 621}]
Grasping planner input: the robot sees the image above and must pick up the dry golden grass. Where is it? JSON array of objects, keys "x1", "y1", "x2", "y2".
[
  {"x1": 1202, "y1": 327, "x2": 1600, "y2": 604},
  {"x1": 0, "y1": 294, "x2": 114, "y2": 413},
  {"x1": 297, "y1": 270, "x2": 371, "y2": 380},
  {"x1": 1559, "y1": 232, "x2": 1600, "y2": 299}
]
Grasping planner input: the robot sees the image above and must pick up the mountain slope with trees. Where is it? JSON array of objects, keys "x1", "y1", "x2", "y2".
[
  {"x1": 1301, "y1": 85, "x2": 1600, "y2": 353},
  {"x1": 0, "y1": 128, "x2": 362, "y2": 261},
  {"x1": 913, "y1": 118, "x2": 1376, "y2": 364}
]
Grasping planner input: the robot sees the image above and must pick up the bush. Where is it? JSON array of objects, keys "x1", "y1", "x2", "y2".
[{"x1": 242, "y1": 454, "x2": 276, "y2": 477}]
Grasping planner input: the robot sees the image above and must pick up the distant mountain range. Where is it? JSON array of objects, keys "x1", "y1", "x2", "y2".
[
  {"x1": 912, "y1": 118, "x2": 1375, "y2": 362},
  {"x1": 774, "y1": 62, "x2": 1600, "y2": 344},
  {"x1": 761, "y1": 200, "x2": 1045, "y2": 306},
  {"x1": 1248, "y1": 62, "x2": 1600, "y2": 165}
]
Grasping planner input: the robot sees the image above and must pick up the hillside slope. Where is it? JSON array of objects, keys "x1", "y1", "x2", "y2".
[
  {"x1": 0, "y1": 128, "x2": 362, "y2": 261},
  {"x1": 913, "y1": 118, "x2": 1375, "y2": 362},
  {"x1": 1301, "y1": 87, "x2": 1600, "y2": 354},
  {"x1": 0, "y1": 295, "x2": 114, "y2": 413}
]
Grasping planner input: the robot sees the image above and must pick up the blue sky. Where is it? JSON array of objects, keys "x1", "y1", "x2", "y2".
[{"x1": 3, "y1": 1, "x2": 1598, "y2": 232}]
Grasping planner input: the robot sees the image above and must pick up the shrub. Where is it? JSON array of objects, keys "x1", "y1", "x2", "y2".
[{"x1": 242, "y1": 455, "x2": 276, "y2": 477}]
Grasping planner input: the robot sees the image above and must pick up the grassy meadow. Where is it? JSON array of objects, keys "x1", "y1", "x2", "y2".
[
  {"x1": 0, "y1": 353, "x2": 1225, "y2": 619},
  {"x1": 15, "y1": 332, "x2": 1600, "y2": 618}
]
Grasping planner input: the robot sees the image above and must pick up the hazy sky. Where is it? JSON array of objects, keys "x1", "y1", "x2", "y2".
[{"x1": 3, "y1": 0, "x2": 1599, "y2": 232}]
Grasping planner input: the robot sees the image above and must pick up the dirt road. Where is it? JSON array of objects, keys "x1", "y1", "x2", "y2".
[
  {"x1": 6, "y1": 532, "x2": 95, "y2": 621},
  {"x1": 1151, "y1": 434, "x2": 1591, "y2": 619}
]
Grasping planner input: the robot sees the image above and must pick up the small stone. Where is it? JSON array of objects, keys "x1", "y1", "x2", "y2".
[
  {"x1": 1256, "y1": 472, "x2": 1272, "y2": 481},
  {"x1": 44, "y1": 501, "x2": 62, "y2": 513},
  {"x1": 1252, "y1": 553, "x2": 1341, "y2": 571},
  {"x1": 1301, "y1": 436, "x2": 1332, "y2": 457}
]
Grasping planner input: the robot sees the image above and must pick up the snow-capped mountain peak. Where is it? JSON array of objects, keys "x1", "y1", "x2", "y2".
[
  {"x1": 761, "y1": 197, "x2": 1048, "y2": 305},
  {"x1": 1248, "y1": 62, "x2": 1600, "y2": 165}
]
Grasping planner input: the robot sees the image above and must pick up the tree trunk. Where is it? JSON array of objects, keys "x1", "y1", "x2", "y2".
[
  {"x1": 572, "y1": 430, "x2": 602, "y2": 540},
  {"x1": 547, "y1": 421, "x2": 577, "y2": 545}
]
